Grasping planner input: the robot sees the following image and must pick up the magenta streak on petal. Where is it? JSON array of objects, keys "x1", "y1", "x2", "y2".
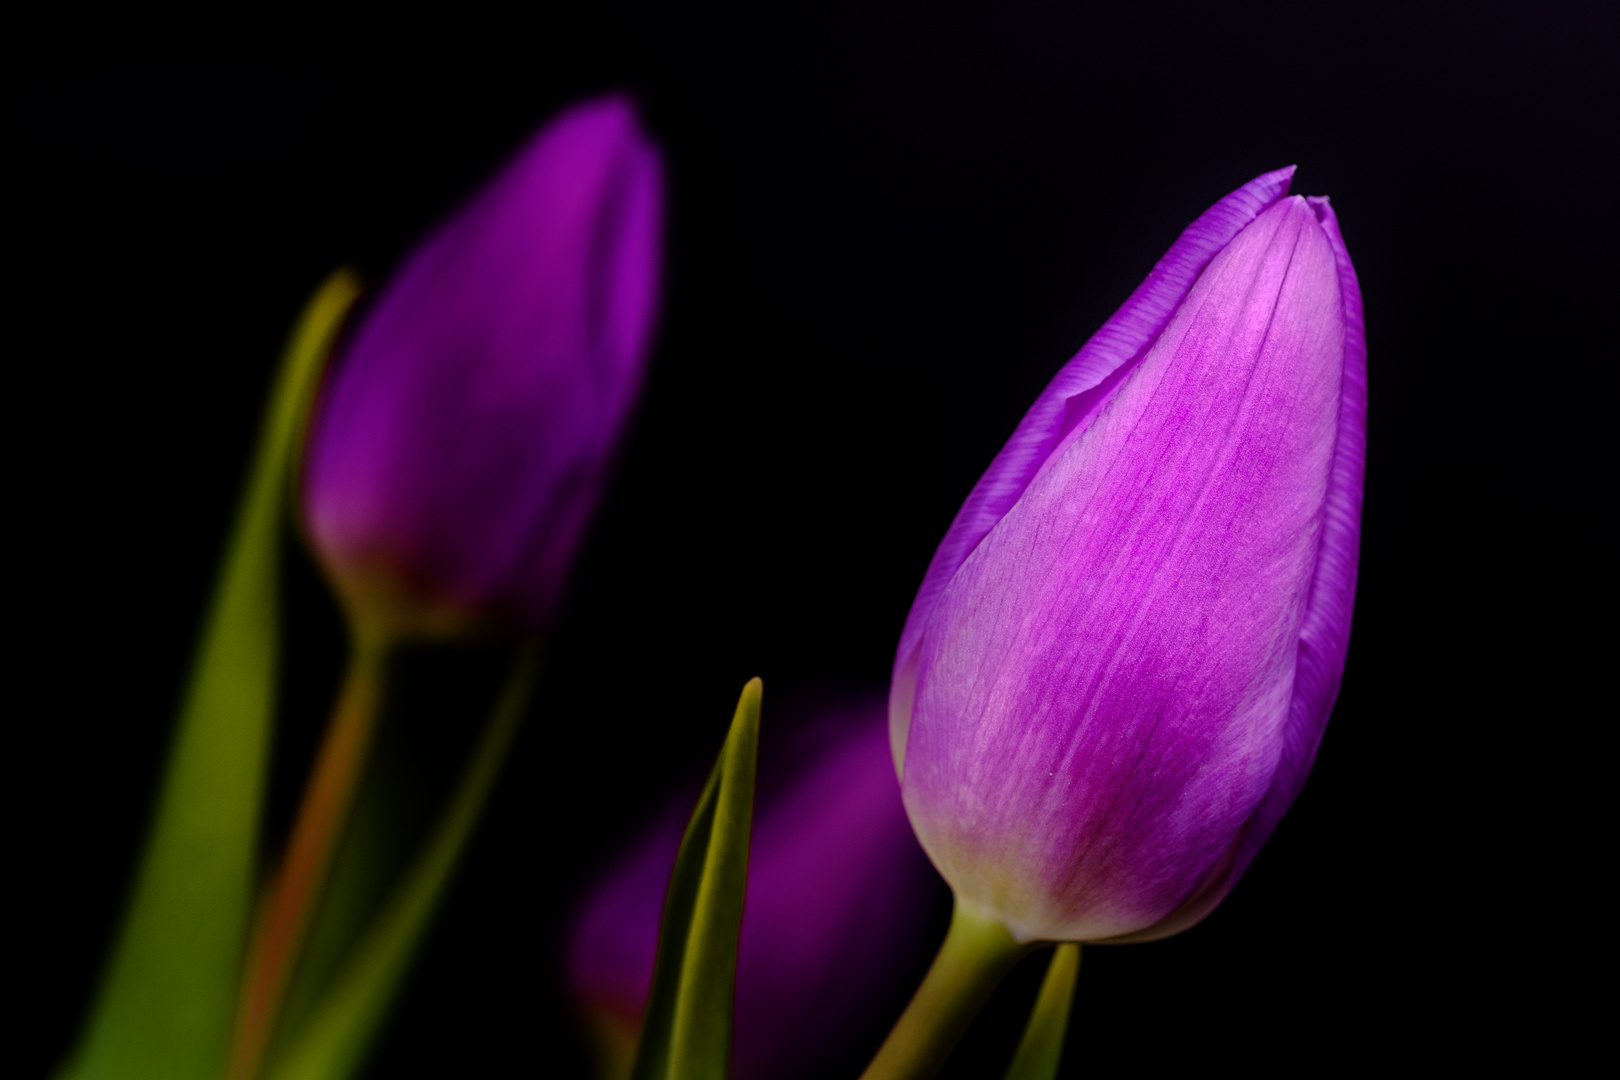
[{"x1": 889, "y1": 166, "x2": 1298, "y2": 777}]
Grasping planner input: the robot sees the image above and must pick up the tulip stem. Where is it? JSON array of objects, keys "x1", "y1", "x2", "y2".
[
  {"x1": 227, "y1": 631, "x2": 391, "y2": 1080},
  {"x1": 860, "y1": 902, "x2": 1035, "y2": 1080}
]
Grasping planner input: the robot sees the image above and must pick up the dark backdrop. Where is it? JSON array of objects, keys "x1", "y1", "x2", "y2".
[{"x1": 10, "y1": 3, "x2": 1611, "y2": 1077}]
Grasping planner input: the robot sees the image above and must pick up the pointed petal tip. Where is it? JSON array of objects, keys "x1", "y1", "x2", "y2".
[
  {"x1": 889, "y1": 163, "x2": 1308, "y2": 715},
  {"x1": 1259, "y1": 164, "x2": 1297, "y2": 195},
  {"x1": 547, "y1": 93, "x2": 655, "y2": 156}
]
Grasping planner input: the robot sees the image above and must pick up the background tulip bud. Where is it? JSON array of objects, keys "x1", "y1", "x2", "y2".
[
  {"x1": 891, "y1": 167, "x2": 1366, "y2": 944},
  {"x1": 303, "y1": 96, "x2": 663, "y2": 637},
  {"x1": 566, "y1": 697, "x2": 944, "y2": 1080}
]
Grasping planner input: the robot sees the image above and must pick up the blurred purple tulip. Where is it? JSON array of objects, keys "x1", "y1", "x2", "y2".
[
  {"x1": 303, "y1": 96, "x2": 663, "y2": 636},
  {"x1": 890, "y1": 167, "x2": 1366, "y2": 944},
  {"x1": 567, "y1": 698, "x2": 943, "y2": 1080}
]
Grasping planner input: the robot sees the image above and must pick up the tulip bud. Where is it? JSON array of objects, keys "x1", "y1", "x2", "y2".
[
  {"x1": 891, "y1": 167, "x2": 1365, "y2": 944},
  {"x1": 567, "y1": 698, "x2": 943, "y2": 1080},
  {"x1": 303, "y1": 96, "x2": 663, "y2": 638}
]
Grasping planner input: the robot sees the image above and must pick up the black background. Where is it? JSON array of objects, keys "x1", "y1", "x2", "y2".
[{"x1": 10, "y1": 2, "x2": 1611, "y2": 1076}]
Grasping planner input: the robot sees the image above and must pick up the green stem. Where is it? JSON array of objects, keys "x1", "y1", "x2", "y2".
[
  {"x1": 1002, "y1": 944, "x2": 1080, "y2": 1080},
  {"x1": 265, "y1": 640, "x2": 543, "y2": 1080},
  {"x1": 861, "y1": 902, "x2": 1034, "y2": 1080},
  {"x1": 228, "y1": 631, "x2": 390, "y2": 1080}
]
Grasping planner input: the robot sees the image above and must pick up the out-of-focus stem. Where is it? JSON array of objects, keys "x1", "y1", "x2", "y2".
[
  {"x1": 262, "y1": 639, "x2": 542, "y2": 1080},
  {"x1": 227, "y1": 632, "x2": 390, "y2": 1080},
  {"x1": 860, "y1": 901, "x2": 1034, "y2": 1080}
]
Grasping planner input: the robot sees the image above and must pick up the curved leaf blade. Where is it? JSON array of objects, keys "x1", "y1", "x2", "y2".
[
  {"x1": 632, "y1": 678, "x2": 763, "y2": 1080},
  {"x1": 62, "y1": 272, "x2": 360, "y2": 1080}
]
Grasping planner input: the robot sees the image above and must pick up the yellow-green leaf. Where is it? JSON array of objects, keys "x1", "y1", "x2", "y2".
[
  {"x1": 1002, "y1": 944, "x2": 1080, "y2": 1080},
  {"x1": 61, "y1": 271, "x2": 360, "y2": 1080},
  {"x1": 631, "y1": 678, "x2": 763, "y2": 1080}
]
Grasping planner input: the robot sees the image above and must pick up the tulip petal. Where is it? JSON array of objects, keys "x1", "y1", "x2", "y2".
[
  {"x1": 905, "y1": 197, "x2": 1347, "y2": 941},
  {"x1": 891, "y1": 166, "x2": 1298, "y2": 774},
  {"x1": 1240, "y1": 197, "x2": 1367, "y2": 863},
  {"x1": 306, "y1": 97, "x2": 662, "y2": 631},
  {"x1": 1108, "y1": 197, "x2": 1366, "y2": 942}
]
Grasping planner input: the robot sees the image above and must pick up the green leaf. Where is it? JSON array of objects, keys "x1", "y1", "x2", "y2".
[
  {"x1": 61, "y1": 271, "x2": 361, "y2": 1080},
  {"x1": 262, "y1": 641, "x2": 543, "y2": 1080},
  {"x1": 1001, "y1": 944, "x2": 1080, "y2": 1080},
  {"x1": 631, "y1": 678, "x2": 763, "y2": 1080}
]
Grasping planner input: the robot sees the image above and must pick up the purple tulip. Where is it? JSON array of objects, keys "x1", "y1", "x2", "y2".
[
  {"x1": 890, "y1": 167, "x2": 1365, "y2": 944},
  {"x1": 567, "y1": 698, "x2": 943, "y2": 1080},
  {"x1": 303, "y1": 97, "x2": 663, "y2": 636}
]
